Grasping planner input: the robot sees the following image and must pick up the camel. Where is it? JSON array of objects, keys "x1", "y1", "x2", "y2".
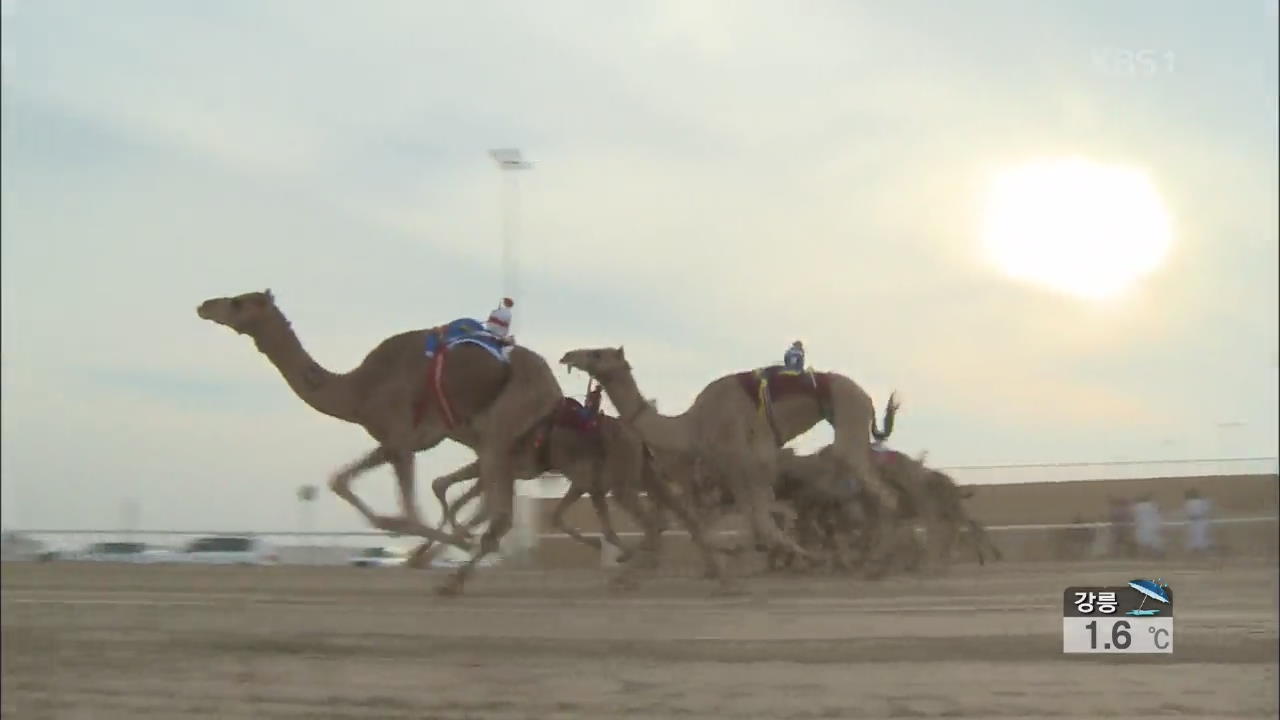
[
  {"x1": 856, "y1": 464, "x2": 1003, "y2": 571},
  {"x1": 917, "y1": 467, "x2": 1003, "y2": 566},
  {"x1": 426, "y1": 402, "x2": 668, "y2": 564},
  {"x1": 431, "y1": 411, "x2": 733, "y2": 581},
  {"x1": 768, "y1": 396, "x2": 898, "y2": 573},
  {"x1": 772, "y1": 446, "x2": 871, "y2": 572},
  {"x1": 778, "y1": 442, "x2": 1002, "y2": 572},
  {"x1": 196, "y1": 289, "x2": 562, "y2": 595},
  {"x1": 559, "y1": 347, "x2": 904, "y2": 578}
]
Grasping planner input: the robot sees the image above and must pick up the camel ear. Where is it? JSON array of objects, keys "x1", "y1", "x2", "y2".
[
  {"x1": 265, "y1": 288, "x2": 274, "y2": 301},
  {"x1": 617, "y1": 346, "x2": 626, "y2": 359}
]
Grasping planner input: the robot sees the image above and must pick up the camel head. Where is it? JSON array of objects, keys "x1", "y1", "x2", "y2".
[
  {"x1": 196, "y1": 289, "x2": 279, "y2": 336},
  {"x1": 559, "y1": 346, "x2": 630, "y2": 380},
  {"x1": 926, "y1": 468, "x2": 973, "y2": 499}
]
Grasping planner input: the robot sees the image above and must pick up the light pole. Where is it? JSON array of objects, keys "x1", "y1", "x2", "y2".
[
  {"x1": 297, "y1": 484, "x2": 317, "y2": 565},
  {"x1": 489, "y1": 148, "x2": 534, "y2": 301},
  {"x1": 121, "y1": 498, "x2": 139, "y2": 543}
]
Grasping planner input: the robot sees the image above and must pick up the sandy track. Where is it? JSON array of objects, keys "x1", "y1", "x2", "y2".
[{"x1": 3, "y1": 560, "x2": 1277, "y2": 719}]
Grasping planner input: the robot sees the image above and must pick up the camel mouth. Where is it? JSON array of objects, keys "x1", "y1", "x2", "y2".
[
  {"x1": 196, "y1": 304, "x2": 212, "y2": 320},
  {"x1": 560, "y1": 360, "x2": 588, "y2": 376}
]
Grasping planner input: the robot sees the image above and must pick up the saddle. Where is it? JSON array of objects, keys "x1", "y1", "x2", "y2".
[
  {"x1": 525, "y1": 397, "x2": 605, "y2": 470},
  {"x1": 733, "y1": 365, "x2": 832, "y2": 446},
  {"x1": 411, "y1": 318, "x2": 510, "y2": 430},
  {"x1": 552, "y1": 397, "x2": 602, "y2": 435},
  {"x1": 872, "y1": 446, "x2": 903, "y2": 465},
  {"x1": 422, "y1": 318, "x2": 509, "y2": 362}
]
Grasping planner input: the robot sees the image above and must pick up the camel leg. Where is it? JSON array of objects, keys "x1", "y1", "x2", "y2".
[
  {"x1": 966, "y1": 519, "x2": 1001, "y2": 564},
  {"x1": 329, "y1": 445, "x2": 459, "y2": 545},
  {"x1": 843, "y1": 455, "x2": 900, "y2": 580},
  {"x1": 461, "y1": 494, "x2": 491, "y2": 531},
  {"x1": 640, "y1": 456, "x2": 731, "y2": 588},
  {"x1": 734, "y1": 450, "x2": 813, "y2": 562},
  {"x1": 441, "y1": 481, "x2": 484, "y2": 539},
  {"x1": 550, "y1": 483, "x2": 601, "y2": 551},
  {"x1": 430, "y1": 461, "x2": 480, "y2": 533},
  {"x1": 373, "y1": 450, "x2": 474, "y2": 550},
  {"x1": 606, "y1": 479, "x2": 667, "y2": 567},
  {"x1": 328, "y1": 446, "x2": 394, "y2": 527},
  {"x1": 920, "y1": 516, "x2": 957, "y2": 574},
  {"x1": 766, "y1": 507, "x2": 800, "y2": 574},
  {"x1": 831, "y1": 501, "x2": 864, "y2": 572},
  {"x1": 618, "y1": 491, "x2": 667, "y2": 565},
  {"x1": 588, "y1": 489, "x2": 631, "y2": 558},
  {"x1": 409, "y1": 479, "x2": 489, "y2": 566},
  {"x1": 436, "y1": 449, "x2": 516, "y2": 597},
  {"x1": 404, "y1": 540, "x2": 443, "y2": 570},
  {"x1": 328, "y1": 429, "x2": 455, "y2": 542}
]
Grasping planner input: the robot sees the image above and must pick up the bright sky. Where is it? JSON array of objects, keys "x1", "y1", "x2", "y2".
[{"x1": 2, "y1": 0, "x2": 1277, "y2": 532}]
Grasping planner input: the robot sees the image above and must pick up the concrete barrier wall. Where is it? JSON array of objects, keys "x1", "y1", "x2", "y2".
[
  {"x1": 529, "y1": 473, "x2": 1279, "y2": 570},
  {"x1": 531, "y1": 517, "x2": 1279, "y2": 571}
]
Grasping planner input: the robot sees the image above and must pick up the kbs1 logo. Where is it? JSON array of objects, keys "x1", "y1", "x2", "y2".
[
  {"x1": 1090, "y1": 48, "x2": 1177, "y2": 79},
  {"x1": 1062, "y1": 579, "x2": 1173, "y2": 654}
]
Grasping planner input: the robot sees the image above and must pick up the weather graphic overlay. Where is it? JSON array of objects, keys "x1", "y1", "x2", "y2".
[{"x1": 1062, "y1": 579, "x2": 1173, "y2": 654}]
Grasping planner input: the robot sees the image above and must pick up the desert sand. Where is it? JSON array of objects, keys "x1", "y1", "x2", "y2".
[{"x1": 2, "y1": 558, "x2": 1276, "y2": 719}]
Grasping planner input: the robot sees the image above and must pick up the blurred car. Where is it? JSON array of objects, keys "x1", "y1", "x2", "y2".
[
  {"x1": 429, "y1": 551, "x2": 502, "y2": 570},
  {"x1": 1, "y1": 531, "x2": 48, "y2": 562},
  {"x1": 349, "y1": 546, "x2": 410, "y2": 568},
  {"x1": 45, "y1": 541, "x2": 172, "y2": 564},
  {"x1": 174, "y1": 535, "x2": 278, "y2": 565}
]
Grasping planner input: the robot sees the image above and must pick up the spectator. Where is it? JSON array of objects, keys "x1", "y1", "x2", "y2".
[
  {"x1": 1132, "y1": 494, "x2": 1165, "y2": 558},
  {"x1": 1107, "y1": 496, "x2": 1136, "y2": 558},
  {"x1": 1184, "y1": 488, "x2": 1213, "y2": 554}
]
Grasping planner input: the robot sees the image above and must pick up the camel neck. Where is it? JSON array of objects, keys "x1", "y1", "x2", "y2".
[
  {"x1": 598, "y1": 369, "x2": 692, "y2": 454},
  {"x1": 599, "y1": 370, "x2": 648, "y2": 421},
  {"x1": 253, "y1": 317, "x2": 360, "y2": 423}
]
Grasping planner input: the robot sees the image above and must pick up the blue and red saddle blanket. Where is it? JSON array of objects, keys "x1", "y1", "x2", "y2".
[{"x1": 423, "y1": 318, "x2": 509, "y2": 362}]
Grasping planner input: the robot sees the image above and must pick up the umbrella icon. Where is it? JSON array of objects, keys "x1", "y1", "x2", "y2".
[{"x1": 1127, "y1": 578, "x2": 1171, "y2": 616}]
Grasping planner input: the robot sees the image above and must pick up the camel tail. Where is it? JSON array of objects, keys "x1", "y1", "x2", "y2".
[{"x1": 870, "y1": 390, "x2": 900, "y2": 442}]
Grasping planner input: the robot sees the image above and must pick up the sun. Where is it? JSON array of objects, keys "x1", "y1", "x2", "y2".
[{"x1": 980, "y1": 156, "x2": 1173, "y2": 301}]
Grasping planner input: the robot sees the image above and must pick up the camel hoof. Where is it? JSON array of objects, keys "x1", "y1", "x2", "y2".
[
  {"x1": 435, "y1": 581, "x2": 463, "y2": 597},
  {"x1": 710, "y1": 580, "x2": 747, "y2": 597},
  {"x1": 863, "y1": 563, "x2": 889, "y2": 581},
  {"x1": 608, "y1": 573, "x2": 641, "y2": 592},
  {"x1": 373, "y1": 515, "x2": 415, "y2": 535},
  {"x1": 632, "y1": 551, "x2": 660, "y2": 571},
  {"x1": 614, "y1": 548, "x2": 634, "y2": 565},
  {"x1": 405, "y1": 545, "x2": 435, "y2": 570}
]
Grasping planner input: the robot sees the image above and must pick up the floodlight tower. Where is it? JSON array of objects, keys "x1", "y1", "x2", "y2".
[
  {"x1": 489, "y1": 148, "x2": 534, "y2": 301},
  {"x1": 491, "y1": 147, "x2": 538, "y2": 561}
]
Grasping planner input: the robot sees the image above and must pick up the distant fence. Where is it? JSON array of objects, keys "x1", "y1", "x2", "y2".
[
  {"x1": 529, "y1": 456, "x2": 1278, "y2": 497},
  {"x1": 929, "y1": 456, "x2": 1278, "y2": 485},
  {"x1": 3, "y1": 456, "x2": 1275, "y2": 566},
  {"x1": 4, "y1": 514, "x2": 1276, "y2": 563}
]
